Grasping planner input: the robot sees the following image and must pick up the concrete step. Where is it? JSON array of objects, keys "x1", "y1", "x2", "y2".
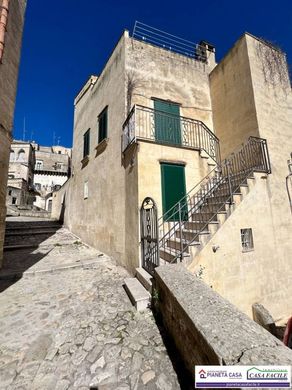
[
  {"x1": 124, "y1": 277, "x2": 151, "y2": 311},
  {"x1": 135, "y1": 267, "x2": 153, "y2": 292}
]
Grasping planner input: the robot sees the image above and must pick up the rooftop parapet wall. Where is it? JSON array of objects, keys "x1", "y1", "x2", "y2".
[{"x1": 154, "y1": 265, "x2": 292, "y2": 376}]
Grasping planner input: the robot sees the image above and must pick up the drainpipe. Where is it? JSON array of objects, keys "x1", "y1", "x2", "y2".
[
  {"x1": 0, "y1": 0, "x2": 9, "y2": 63},
  {"x1": 286, "y1": 155, "x2": 292, "y2": 214},
  {"x1": 286, "y1": 173, "x2": 292, "y2": 214}
]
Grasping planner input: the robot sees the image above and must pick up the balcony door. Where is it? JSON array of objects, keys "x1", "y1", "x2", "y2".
[
  {"x1": 161, "y1": 163, "x2": 187, "y2": 221},
  {"x1": 154, "y1": 99, "x2": 181, "y2": 145}
]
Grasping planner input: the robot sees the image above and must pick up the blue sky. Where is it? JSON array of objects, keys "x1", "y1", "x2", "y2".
[{"x1": 14, "y1": 0, "x2": 292, "y2": 147}]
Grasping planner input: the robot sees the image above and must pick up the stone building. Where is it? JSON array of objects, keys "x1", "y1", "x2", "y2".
[
  {"x1": 32, "y1": 143, "x2": 71, "y2": 211},
  {"x1": 6, "y1": 140, "x2": 34, "y2": 207},
  {"x1": 52, "y1": 27, "x2": 292, "y2": 321},
  {"x1": 0, "y1": 0, "x2": 27, "y2": 266}
]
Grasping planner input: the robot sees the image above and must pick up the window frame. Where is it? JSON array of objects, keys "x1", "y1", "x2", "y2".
[
  {"x1": 84, "y1": 181, "x2": 88, "y2": 199},
  {"x1": 240, "y1": 228, "x2": 254, "y2": 252},
  {"x1": 83, "y1": 129, "x2": 90, "y2": 158},
  {"x1": 98, "y1": 106, "x2": 108, "y2": 144}
]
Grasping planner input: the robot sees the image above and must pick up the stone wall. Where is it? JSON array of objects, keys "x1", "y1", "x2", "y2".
[
  {"x1": 192, "y1": 33, "x2": 292, "y2": 322},
  {"x1": 0, "y1": 0, "x2": 27, "y2": 267},
  {"x1": 154, "y1": 265, "x2": 292, "y2": 378}
]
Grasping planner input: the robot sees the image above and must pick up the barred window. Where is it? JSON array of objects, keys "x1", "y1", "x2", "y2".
[{"x1": 241, "y1": 228, "x2": 254, "y2": 252}]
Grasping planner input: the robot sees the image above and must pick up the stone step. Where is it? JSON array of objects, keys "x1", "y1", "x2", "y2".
[
  {"x1": 135, "y1": 267, "x2": 153, "y2": 292},
  {"x1": 5, "y1": 229, "x2": 61, "y2": 237},
  {"x1": 124, "y1": 277, "x2": 151, "y2": 311},
  {"x1": 160, "y1": 247, "x2": 190, "y2": 263},
  {"x1": 5, "y1": 224, "x2": 61, "y2": 232}
]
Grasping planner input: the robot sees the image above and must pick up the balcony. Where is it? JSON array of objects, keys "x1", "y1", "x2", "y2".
[{"x1": 122, "y1": 105, "x2": 220, "y2": 164}]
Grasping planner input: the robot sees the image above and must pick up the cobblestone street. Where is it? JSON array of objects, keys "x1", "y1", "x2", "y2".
[{"x1": 0, "y1": 219, "x2": 181, "y2": 390}]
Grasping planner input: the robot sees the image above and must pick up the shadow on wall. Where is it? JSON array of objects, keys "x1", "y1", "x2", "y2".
[{"x1": 59, "y1": 194, "x2": 66, "y2": 224}]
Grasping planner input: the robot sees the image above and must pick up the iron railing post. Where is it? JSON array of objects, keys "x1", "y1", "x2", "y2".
[
  {"x1": 178, "y1": 201, "x2": 183, "y2": 262},
  {"x1": 227, "y1": 160, "x2": 233, "y2": 205}
]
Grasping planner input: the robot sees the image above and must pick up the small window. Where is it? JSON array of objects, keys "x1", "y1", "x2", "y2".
[
  {"x1": 98, "y1": 106, "x2": 108, "y2": 144},
  {"x1": 12, "y1": 197, "x2": 17, "y2": 205},
  {"x1": 55, "y1": 162, "x2": 62, "y2": 170},
  {"x1": 58, "y1": 151, "x2": 61, "y2": 154},
  {"x1": 241, "y1": 228, "x2": 254, "y2": 252},
  {"x1": 84, "y1": 181, "x2": 88, "y2": 199},
  {"x1": 8, "y1": 190, "x2": 12, "y2": 196},
  {"x1": 8, "y1": 174, "x2": 15, "y2": 179},
  {"x1": 83, "y1": 129, "x2": 90, "y2": 158},
  {"x1": 35, "y1": 160, "x2": 43, "y2": 170}
]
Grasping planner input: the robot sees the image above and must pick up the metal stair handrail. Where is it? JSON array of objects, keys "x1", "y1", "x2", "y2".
[{"x1": 147, "y1": 136, "x2": 271, "y2": 267}]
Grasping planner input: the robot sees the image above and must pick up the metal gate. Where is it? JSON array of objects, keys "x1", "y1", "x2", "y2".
[{"x1": 140, "y1": 197, "x2": 159, "y2": 276}]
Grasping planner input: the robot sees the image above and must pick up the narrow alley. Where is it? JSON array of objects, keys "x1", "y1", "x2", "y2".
[{"x1": 0, "y1": 217, "x2": 181, "y2": 390}]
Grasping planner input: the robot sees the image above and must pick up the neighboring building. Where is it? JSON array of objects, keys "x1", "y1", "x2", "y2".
[
  {"x1": 32, "y1": 143, "x2": 71, "y2": 211},
  {"x1": 0, "y1": 0, "x2": 27, "y2": 266},
  {"x1": 6, "y1": 141, "x2": 71, "y2": 212},
  {"x1": 52, "y1": 27, "x2": 292, "y2": 321},
  {"x1": 6, "y1": 140, "x2": 34, "y2": 207}
]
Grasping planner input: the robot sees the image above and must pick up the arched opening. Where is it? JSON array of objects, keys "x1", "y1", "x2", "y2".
[{"x1": 17, "y1": 149, "x2": 25, "y2": 161}]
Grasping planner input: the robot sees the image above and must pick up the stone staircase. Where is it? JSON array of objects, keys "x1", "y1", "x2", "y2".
[
  {"x1": 124, "y1": 136, "x2": 271, "y2": 310},
  {"x1": 124, "y1": 268, "x2": 153, "y2": 311},
  {"x1": 4, "y1": 220, "x2": 62, "y2": 250},
  {"x1": 160, "y1": 173, "x2": 256, "y2": 264}
]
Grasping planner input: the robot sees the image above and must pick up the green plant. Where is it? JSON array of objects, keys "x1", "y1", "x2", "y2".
[{"x1": 195, "y1": 264, "x2": 205, "y2": 279}]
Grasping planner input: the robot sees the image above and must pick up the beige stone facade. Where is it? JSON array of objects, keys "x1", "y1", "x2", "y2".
[
  {"x1": 52, "y1": 30, "x2": 292, "y2": 321},
  {"x1": 188, "y1": 34, "x2": 292, "y2": 321},
  {"x1": 52, "y1": 31, "x2": 217, "y2": 269},
  {"x1": 0, "y1": 0, "x2": 27, "y2": 266}
]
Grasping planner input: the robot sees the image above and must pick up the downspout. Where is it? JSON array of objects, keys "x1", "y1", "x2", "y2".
[
  {"x1": 286, "y1": 155, "x2": 292, "y2": 214},
  {"x1": 0, "y1": 0, "x2": 9, "y2": 63},
  {"x1": 286, "y1": 173, "x2": 292, "y2": 214}
]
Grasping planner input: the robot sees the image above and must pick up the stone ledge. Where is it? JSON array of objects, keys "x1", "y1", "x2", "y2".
[{"x1": 154, "y1": 265, "x2": 292, "y2": 375}]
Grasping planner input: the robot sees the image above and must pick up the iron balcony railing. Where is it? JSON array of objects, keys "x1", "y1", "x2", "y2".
[
  {"x1": 143, "y1": 136, "x2": 271, "y2": 270},
  {"x1": 122, "y1": 105, "x2": 221, "y2": 164}
]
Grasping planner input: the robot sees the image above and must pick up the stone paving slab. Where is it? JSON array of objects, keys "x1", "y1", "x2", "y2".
[{"x1": 0, "y1": 223, "x2": 181, "y2": 389}]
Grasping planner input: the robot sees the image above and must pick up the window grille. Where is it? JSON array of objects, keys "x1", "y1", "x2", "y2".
[{"x1": 241, "y1": 228, "x2": 254, "y2": 252}]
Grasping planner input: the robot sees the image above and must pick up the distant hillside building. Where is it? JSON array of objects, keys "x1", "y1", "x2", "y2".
[
  {"x1": 0, "y1": 0, "x2": 27, "y2": 266},
  {"x1": 32, "y1": 143, "x2": 71, "y2": 211},
  {"x1": 6, "y1": 141, "x2": 71, "y2": 212},
  {"x1": 6, "y1": 140, "x2": 34, "y2": 207}
]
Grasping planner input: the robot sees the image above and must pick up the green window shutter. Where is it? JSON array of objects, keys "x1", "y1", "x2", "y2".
[
  {"x1": 161, "y1": 163, "x2": 188, "y2": 221},
  {"x1": 98, "y1": 107, "x2": 108, "y2": 143},
  {"x1": 83, "y1": 129, "x2": 90, "y2": 158},
  {"x1": 154, "y1": 100, "x2": 181, "y2": 145}
]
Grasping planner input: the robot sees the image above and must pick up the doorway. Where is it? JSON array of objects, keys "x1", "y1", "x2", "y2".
[{"x1": 160, "y1": 163, "x2": 187, "y2": 221}]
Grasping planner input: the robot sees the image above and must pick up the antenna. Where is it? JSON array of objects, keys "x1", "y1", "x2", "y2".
[
  {"x1": 57, "y1": 136, "x2": 61, "y2": 145},
  {"x1": 23, "y1": 117, "x2": 26, "y2": 141}
]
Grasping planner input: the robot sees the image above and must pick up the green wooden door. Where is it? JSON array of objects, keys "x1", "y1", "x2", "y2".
[
  {"x1": 161, "y1": 163, "x2": 188, "y2": 221},
  {"x1": 154, "y1": 100, "x2": 181, "y2": 145}
]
